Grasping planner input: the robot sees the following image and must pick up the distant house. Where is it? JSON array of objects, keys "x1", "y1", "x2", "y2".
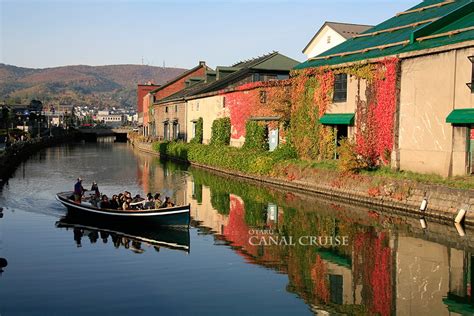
[
  {"x1": 295, "y1": 0, "x2": 474, "y2": 177},
  {"x1": 302, "y1": 22, "x2": 372, "y2": 59},
  {"x1": 142, "y1": 61, "x2": 210, "y2": 137},
  {"x1": 96, "y1": 110, "x2": 124, "y2": 127},
  {"x1": 152, "y1": 51, "x2": 299, "y2": 145}
]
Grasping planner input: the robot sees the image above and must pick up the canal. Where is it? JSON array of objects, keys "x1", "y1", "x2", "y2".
[{"x1": 0, "y1": 142, "x2": 473, "y2": 315}]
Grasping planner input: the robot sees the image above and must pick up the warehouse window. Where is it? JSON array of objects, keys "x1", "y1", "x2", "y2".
[{"x1": 333, "y1": 73, "x2": 347, "y2": 102}]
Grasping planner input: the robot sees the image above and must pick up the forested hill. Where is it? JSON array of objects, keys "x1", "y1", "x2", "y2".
[{"x1": 0, "y1": 63, "x2": 187, "y2": 108}]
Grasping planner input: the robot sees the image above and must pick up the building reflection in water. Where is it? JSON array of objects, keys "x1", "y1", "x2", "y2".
[
  {"x1": 135, "y1": 150, "x2": 187, "y2": 206},
  {"x1": 133, "y1": 150, "x2": 474, "y2": 315}
]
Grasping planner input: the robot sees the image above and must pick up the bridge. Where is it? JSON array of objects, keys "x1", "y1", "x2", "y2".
[{"x1": 77, "y1": 127, "x2": 132, "y2": 142}]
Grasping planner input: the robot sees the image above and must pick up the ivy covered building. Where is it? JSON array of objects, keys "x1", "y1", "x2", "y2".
[
  {"x1": 294, "y1": 0, "x2": 474, "y2": 177},
  {"x1": 152, "y1": 52, "x2": 299, "y2": 145}
]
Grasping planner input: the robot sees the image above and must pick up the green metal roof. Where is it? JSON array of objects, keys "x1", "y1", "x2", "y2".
[
  {"x1": 446, "y1": 108, "x2": 474, "y2": 124},
  {"x1": 442, "y1": 297, "x2": 474, "y2": 314},
  {"x1": 295, "y1": 0, "x2": 474, "y2": 70},
  {"x1": 320, "y1": 113, "x2": 355, "y2": 125}
]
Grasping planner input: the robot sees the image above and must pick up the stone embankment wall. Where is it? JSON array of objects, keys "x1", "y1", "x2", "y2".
[{"x1": 131, "y1": 140, "x2": 474, "y2": 226}]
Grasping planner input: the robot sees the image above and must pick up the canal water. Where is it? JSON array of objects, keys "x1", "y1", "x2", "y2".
[{"x1": 0, "y1": 142, "x2": 473, "y2": 315}]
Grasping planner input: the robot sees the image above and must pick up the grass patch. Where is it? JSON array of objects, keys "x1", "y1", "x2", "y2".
[
  {"x1": 362, "y1": 166, "x2": 474, "y2": 190},
  {"x1": 152, "y1": 141, "x2": 473, "y2": 190}
]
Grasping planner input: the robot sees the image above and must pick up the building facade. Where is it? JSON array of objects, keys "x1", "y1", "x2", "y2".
[
  {"x1": 176, "y1": 52, "x2": 298, "y2": 145},
  {"x1": 294, "y1": 0, "x2": 474, "y2": 176},
  {"x1": 137, "y1": 82, "x2": 160, "y2": 128},
  {"x1": 142, "y1": 61, "x2": 209, "y2": 136}
]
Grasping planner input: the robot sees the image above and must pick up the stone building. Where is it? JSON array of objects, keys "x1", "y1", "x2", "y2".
[{"x1": 141, "y1": 61, "x2": 209, "y2": 137}]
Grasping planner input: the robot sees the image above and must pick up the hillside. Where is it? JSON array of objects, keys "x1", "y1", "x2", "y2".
[{"x1": 0, "y1": 63, "x2": 187, "y2": 109}]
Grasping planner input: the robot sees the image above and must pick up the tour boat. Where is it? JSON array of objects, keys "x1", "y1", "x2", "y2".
[
  {"x1": 56, "y1": 215, "x2": 190, "y2": 253},
  {"x1": 56, "y1": 191, "x2": 190, "y2": 227}
]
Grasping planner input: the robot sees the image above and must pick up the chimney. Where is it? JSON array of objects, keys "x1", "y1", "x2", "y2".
[{"x1": 199, "y1": 61, "x2": 206, "y2": 67}]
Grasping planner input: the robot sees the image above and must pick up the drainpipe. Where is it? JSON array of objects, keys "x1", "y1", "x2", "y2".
[
  {"x1": 184, "y1": 99, "x2": 188, "y2": 142},
  {"x1": 391, "y1": 61, "x2": 402, "y2": 171},
  {"x1": 448, "y1": 49, "x2": 458, "y2": 177}
]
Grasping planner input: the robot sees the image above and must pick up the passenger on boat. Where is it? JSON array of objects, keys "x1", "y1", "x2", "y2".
[
  {"x1": 161, "y1": 196, "x2": 175, "y2": 208},
  {"x1": 90, "y1": 195, "x2": 99, "y2": 207},
  {"x1": 73, "y1": 178, "x2": 84, "y2": 203},
  {"x1": 122, "y1": 198, "x2": 132, "y2": 211},
  {"x1": 110, "y1": 195, "x2": 120, "y2": 209},
  {"x1": 91, "y1": 182, "x2": 100, "y2": 197},
  {"x1": 144, "y1": 196, "x2": 155, "y2": 209},
  {"x1": 154, "y1": 193, "x2": 162, "y2": 209},
  {"x1": 132, "y1": 194, "x2": 143, "y2": 203},
  {"x1": 99, "y1": 195, "x2": 111, "y2": 209}
]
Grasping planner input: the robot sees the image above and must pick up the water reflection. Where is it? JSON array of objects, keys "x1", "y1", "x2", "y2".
[
  {"x1": 134, "y1": 150, "x2": 474, "y2": 315},
  {"x1": 56, "y1": 214, "x2": 190, "y2": 253},
  {"x1": 0, "y1": 257, "x2": 7, "y2": 276}
]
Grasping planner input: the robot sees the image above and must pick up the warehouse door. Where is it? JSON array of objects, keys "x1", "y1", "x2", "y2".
[{"x1": 269, "y1": 129, "x2": 279, "y2": 152}]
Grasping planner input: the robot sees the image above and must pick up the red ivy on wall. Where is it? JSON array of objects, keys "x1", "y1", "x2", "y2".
[
  {"x1": 356, "y1": 58, "x2": 399, "y2": 165},
  {"x1": 314, "y1": 71, "x2": 335, "y2": 118},
  {"x1": 220, "y1": 81, "x2": 291, "y2": 140}
]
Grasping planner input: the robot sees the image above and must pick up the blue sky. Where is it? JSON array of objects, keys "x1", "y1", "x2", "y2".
[{"x1": 1, "y1": 0, "x2": 420, "y2": 69}]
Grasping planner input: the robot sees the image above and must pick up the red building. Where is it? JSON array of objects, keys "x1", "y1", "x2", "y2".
[
  {"x1": 142, "y1": 61, "x2": 209, "y2": 136},
  {"x1": 137, "y1": 82, "x2": 160, "y2": 127}
]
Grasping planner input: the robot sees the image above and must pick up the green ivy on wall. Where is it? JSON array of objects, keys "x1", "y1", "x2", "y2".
[
  {"x1": 210, "y1": 117, "x2": 231, "y2": 146},
  {"x1": 243, "y1": 121, "x2": 269, "y2": 151},
  {"x1": 190, "y1": 117, "x2": 203, "y2": 144}
]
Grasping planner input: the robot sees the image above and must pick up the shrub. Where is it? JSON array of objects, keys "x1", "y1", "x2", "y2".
[
  {"x1": 318, "y1": 126, "x2": 336, "y2": 160},
  {"x1": 210, "y1": 117, "x2": 231, "y2": 146},
  {"x1": 337, "y1": 138, "x2": 365, "y2": 173},
  {"x1": 155, "y1": 141, "x2": 190, "y2": 161},
  {"x1": 248, "y1": 155, "x2": 275, "y2": 175},
  {"x1": 270, "y1": 143, "x2": 298, "y2": 161},
  {"x1": 243, "y1": 121, "x2": 268, "y2": 151},
  {"x1": 190, "y1": 117, "x2": 203, "y2": 144}
]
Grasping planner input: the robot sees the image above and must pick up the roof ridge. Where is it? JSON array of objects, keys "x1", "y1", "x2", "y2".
[
  {"x1": 148, "y1": 62, "x2": 207, "y2": 94},
  {"x1": 231, "y1": 51, "x2": 278, "y2": 67},
  {"x1": 396, "y1": 0, "x2": 455, "y2": 16},
  {"x1": 325, "y1": 21, "x2": 374, "y2": 27},
  {"x1": 353, "y1": 18, "x2": 438, "y2": 38}
]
